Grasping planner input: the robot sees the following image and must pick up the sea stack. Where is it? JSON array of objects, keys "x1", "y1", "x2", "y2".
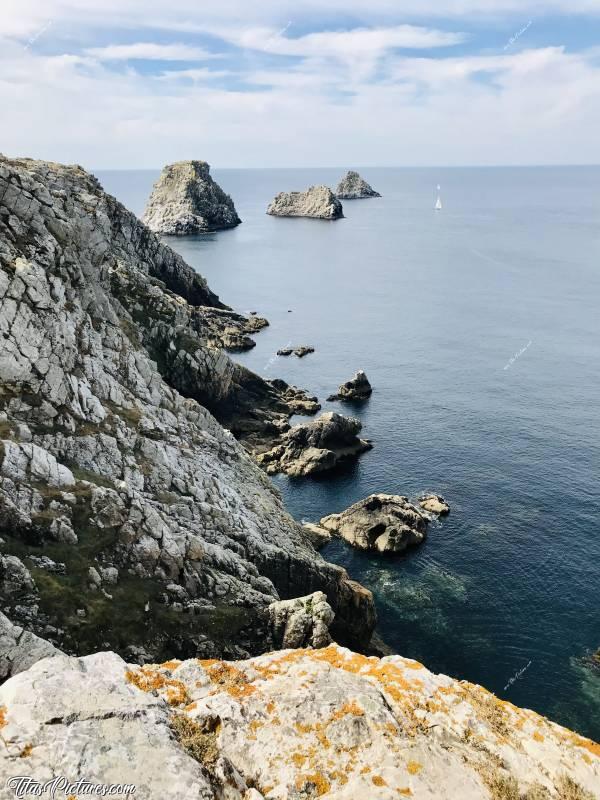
[
  {"x1": 328, "y1": 370, "x2": 372, "y2": 402},
  {"x1": 336, "y1": 170, "x2": 381, "y2": 199},
  {"x1": 267, "y1": 185, "x2": 344, "y2": 220},
  {"x1": 142, "y1": 160, "x2": 241, "y2": 235}
]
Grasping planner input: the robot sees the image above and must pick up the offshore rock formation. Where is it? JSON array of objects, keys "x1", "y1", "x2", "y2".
[
  {"x1": 142, "y1": 160, "x2": 241, "y2": 235},
  {"x1": 267, "y1": 185, "x2": 344, "y2": 220},
  {"x1": 277, "y1": 345, "x2": 315, "y2": 358},
  {"x1": 327, "y1": 370, "x2": 372, "y2": 402},
  {"x1": 336, "y1": 170, "x2": 381, "y2": 199},
  {"x1": 268, "y1": 591, "x2": 334, "y2": 649},
  {"x1": 0, "y1": 645, "x2": 598, "y2": 800},
  {"x1": 256, "y1": 412, "x2": 372, "y2": 477},
  {"x1": 419, "y1": 493, "x2": 450, "y2": 515},
  {"x1": 318, "y1": 494, "x2": 429, "y2": 553},
  {"x1": 0, "y1": 155, "x2": 375, "y2": 659}
]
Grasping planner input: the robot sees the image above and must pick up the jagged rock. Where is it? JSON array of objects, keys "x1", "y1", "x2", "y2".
[
  {"x1": 256, "y1": 412, "x2": 372, "y2": 477},
  {"x1": 270, "y1": 381, "x2": 320, "y2": 416},
  {"x1": 419, "y1": 494, "x2": 450, "y2": 515},
  {"x1": 327, "y1": 370, "x2": 372, "y2": 402},
  {"x1": 319, "y1": 494, "x2": 428, "y2": 553},
  {"x1": 294, "y1": 346, "x2": 314, "y2": 358},
  {"x1": 142, "y1": 160, "x2": 241, "y2": 235},
  {"x1": 267, "y1": 185, "x2": 344, "y2": 220},
  {"x1": 0, "y1": 612, "x2": 61, "y2": 680},
  {"x1": 1, "y1": 645, "x2": 597, "y2": 800},
  {"x1": 0, "y1": 156, "x2": 375, "y2": 657},
  {"x1": 277, "y1": 346, "x2": 315, "y2": 358},
  {"x1": 268, "y1": 591, "x2": 334, "y2": 649},
  {"x1": 336, "y1": 170, "x2": 381, "y2": 199},
  {"x1": 302, "y1": 523, "x2": 332, "y2": 550}
]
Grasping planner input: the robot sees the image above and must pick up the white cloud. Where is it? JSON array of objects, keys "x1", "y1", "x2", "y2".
[{"x1": 84, "y1": 43, "x2": 215, "y2": 61}]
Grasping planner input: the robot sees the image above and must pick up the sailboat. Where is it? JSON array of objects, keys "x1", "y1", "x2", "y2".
[{"x1": 435, "y1": 185, "x2": 442, "y2": 211}]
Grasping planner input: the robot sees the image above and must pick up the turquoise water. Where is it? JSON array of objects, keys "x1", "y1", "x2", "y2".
[{"x1": 98, "y1": 166, "x2": 600, "y2": 739}]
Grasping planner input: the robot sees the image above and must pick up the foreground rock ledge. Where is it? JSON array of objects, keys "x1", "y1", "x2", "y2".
[
  {"x1": 143, "y1": 160, "x2": 241, "y2": 234},
  {"x1": 267, "y1": 185, "x2": 344, "y2": 220},
  {"x1": 0, "y1": 645, "x2": 598, "y2": 800}
]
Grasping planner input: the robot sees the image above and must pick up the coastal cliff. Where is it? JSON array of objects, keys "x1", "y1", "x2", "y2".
[
  {"x1": 0, "y1": 156, "x2": 375, "y2": 660},
  {"x1": 0, "y1": 643, "x2": 598, "y2": 799}
]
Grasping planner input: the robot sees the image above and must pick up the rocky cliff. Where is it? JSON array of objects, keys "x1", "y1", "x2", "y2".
[
  {"x1": 142, "y1": 160, "x2": 241, "y2": 235},
  {"x1": 0, "y1": 156, "x2": 375, "y2": 661},
  {"x1": 0, "y1": 644, "x2": 597, "y2": 799},
  {"x1": 267, "y1": 186, "x2": 344, "y2": 220}
]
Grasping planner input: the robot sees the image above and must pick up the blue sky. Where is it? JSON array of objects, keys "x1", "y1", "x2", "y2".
[{"x1": 2, "y1": 1, "x2": 600, "y2": 168}]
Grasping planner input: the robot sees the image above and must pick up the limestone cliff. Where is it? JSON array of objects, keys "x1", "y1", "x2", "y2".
[
  {"x1": 0, "y1": 644, "x2": 597, "y2": 799},
  {"x1": 0, "y1": 156, "x2": 375, "y2": 660},
  {"x1": 142, "y1": 160, "x2": 241, "y2": 235}
]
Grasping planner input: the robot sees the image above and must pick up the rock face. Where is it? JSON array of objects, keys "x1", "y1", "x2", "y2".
[
  {"x1": 268, "y1": 591, "x2": 334, "y2": 649},
  {"x1": 336, "y1": 170, "x2": 381, "y2": 199},
  {"x1": 0, "y1": 612, "x2": 61, "y2": 681},
  {"x1": 1, "y1": 645, "x2": 598, "y2": 800},
  {"x1": 256, "y1": 412, "x2": 372, "y2": 477},
  {"x1": 328, "y1": 370, "x2": 372, "y2": 402},
  {"x1": 319, "y1": 494, "x2": 428, "y2": 553},
  {"x1": 267, "y1": 185, "x2": 344, "y2": 220},
  {"x1": 0, "y1": 155, "x2": 375, "y2": 659},
  {"x1": 142, "y1": 160, "x2": 241, "y2": 235},
  {"x1": 419, "y1": 493, "x2": 450, "y2": 515}
]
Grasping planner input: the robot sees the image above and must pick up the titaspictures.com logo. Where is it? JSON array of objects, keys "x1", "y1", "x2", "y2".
[{"x1": 5, "y1": 777, "x2": 136, "y2": 798}]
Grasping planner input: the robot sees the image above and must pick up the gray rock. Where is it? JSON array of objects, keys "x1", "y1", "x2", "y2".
[
  {"x1": 269, "y1": 591, "x2": 334, "y2": 649},
  {"x1": 267, "y1": 185, "x2": 344, "y2": 220},
  {"x1": 0, "y1": 612, "x2": 61, "y2": 680},
  {"x1": 419, "y1": 494, "x2": 450, "y2": 515},
  {"x1": 142, "y1": 160, "x2": 241, "y2": 235},
  {"x1": 336, "y1": 170, "x2": 381, "y2": 199},
  {"x1": 0, "y1": 155, "x2": 375, "y2": 657},
  {"x1": 1, "y1": 645, "x2": 597, "y2": 800},
  {"x1": 319, "y1": 494, "x2": 428, "y2": 553},
  {"x1": 256, "y1": 412, "x2": 372, "y2": 477},
  {"x1": 327, "y1": 370, "x2": 372, "y2": 402}
]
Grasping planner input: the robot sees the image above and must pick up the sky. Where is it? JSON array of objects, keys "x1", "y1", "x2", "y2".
[{"x1": 1, "y1": 1, "x2": 600, "y2": 168}]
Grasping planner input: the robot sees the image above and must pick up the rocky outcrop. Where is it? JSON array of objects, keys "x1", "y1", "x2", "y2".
[
  {"x1": 268, "y1": 591, "x2": 334, "y2": 649},
  {"x1": 336, "y1": 170, "x2": 381, "y2": 199},
  {"x1": 277, "y1": 345, "x2": 315, "y2": 358},
  {"x1": 256, "y1": 412, "x2": 372, "y2": 477},
  {"x1": 142, "y1": 160, "x2": 241, "y2": 235},
  {"x1": 319, "y1": 494, "x2": 428, "y2": 553},
  {"x1": 267, "y1": 185, "x2": 344, "y2": 220},
  {"x1": 1, "y1": 645, "x2": 598, "y2": 800},
  {"x1": 0, "y1": 611, "x2": 61, "y2": 681},
  {"x1": 419, "y1": 493, "x2": 450, "y2": 515},
  {"x1": 0, "y1": 155, "x2": 376, "y2": 658},
  {"x1": 327, "y1": 370, "x2": 372, "y2": 402}
]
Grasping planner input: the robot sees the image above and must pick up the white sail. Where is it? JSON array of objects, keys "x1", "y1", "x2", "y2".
[{"x1": 435, "y1": 184, "x2": 442, "y2": 210}]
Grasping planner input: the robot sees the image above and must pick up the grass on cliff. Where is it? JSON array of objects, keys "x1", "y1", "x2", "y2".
[
  {"x1": 169, "y1": 713, "x2": 220, "y2": 771},
  {"x1": 484, "y1": 772, "x2": 594, "y2": 800}
]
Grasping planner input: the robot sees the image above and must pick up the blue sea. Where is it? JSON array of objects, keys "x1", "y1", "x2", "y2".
[{"x1": 97, "y1": 166, "x2": 600, "y2": 740}]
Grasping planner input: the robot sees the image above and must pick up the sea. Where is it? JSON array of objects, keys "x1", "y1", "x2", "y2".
[{"x1": 97, "y1": 165, "x2": 600, "y2": 740}]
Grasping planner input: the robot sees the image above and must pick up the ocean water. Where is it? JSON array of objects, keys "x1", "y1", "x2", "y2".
[{"x1": 97, "y1": 166, "x2": 600, "y2": 740}]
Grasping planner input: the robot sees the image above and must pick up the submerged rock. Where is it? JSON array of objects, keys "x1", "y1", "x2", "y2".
[
  {"x1": 319, "y1": 494, "x2": 428, "y2": 553},
  {"x1": 142, "y1": 160, "x2": 241, "y2": 235},
  {"x1": 2, "y1": 644, "x2": 598, "y2": 800},
  {"x1": 419, "y1": 494, "x2": 450, "y2": 515},
  {"x1": 328, "y1": 370, "x2": 372, "y2": 402},
  {"x1": 336, "y1": 170, "x2": 381, "y2": 199},
  {"x1": 256, "y1": 412, "x2": 372, "y2": 477},
  {"x1": 267, "y1": 185, "x2": 344, "y2": 220}
]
